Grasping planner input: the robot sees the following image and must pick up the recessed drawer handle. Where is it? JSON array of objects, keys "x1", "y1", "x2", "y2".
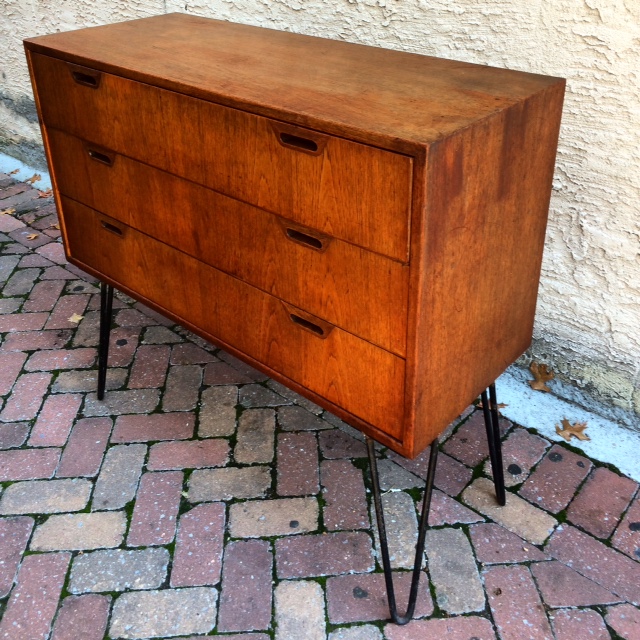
[
  {"x1": 69, "y1": 65, "x2": 101, "y2": 89},
  {"x1": 271, "y1": 123, "x2": 327, "y2": 156},
  {"x1": 101, "y1": 221, "x2": 123, "y2": 236},
  {"x1": 290, "y1": 313, "x2": 325, "y2": 336},
  {"x1": 285, "y1": 227, "x2": 323, "y2": 250},
  {"x1": 87, "y1": 149, "x2": 113, "y2": 166},
  {"x1": 279, "y1": 132, "x2": 318, "y2": 153}
]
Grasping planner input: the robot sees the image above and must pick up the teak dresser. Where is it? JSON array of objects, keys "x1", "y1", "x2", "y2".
[{"x1": 24, "y1": 13, "x2": 565, "y2": 459}]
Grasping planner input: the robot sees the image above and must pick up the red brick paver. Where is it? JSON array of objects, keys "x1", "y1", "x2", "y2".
[
  {"x1": 44, "y1": 294, "x2": 89, "y2": 330},
  {"x1": 519, "y1": 444, "x2": 592, "y2": 513},
  {"x1": 384, "y1": 616, "x2": 497, "y2": 640},
  {"x1": 0, "y1": 371, "x2": 51, "y2": 422},
  {"x1": 105, "y1": 326, "x2": 140, "y2": 366},
  {"x1": 128, "y1": 344, "x2": 170, "y2": 388},
  {"x1": 0, "y1": 311, "x2": 49, "y2": 332},
  {"x1": 23, "y1": 279, "x2": 65, "y2": 312},
  {"x1": 321, "y1": 459, "x2": 369, "y2": 531},
  {"x1": 276, "y1": 531, "x2": 374, "y2": 578},
  {"x1": 49, "y1": 594, "x2": 111, "y2": 640},
  {"x1": 36, "y1": 241, "x2": 66, "y2": 265},
  {"x1": 28, "y1": 393, "x2": 82, "y2": 447},
  {"x1": 551, "y1": 609, "x2": 610, "y2": 640},
  {"x1": 171, "y1": 502, "x2": 225, "y2": 587},
  {"x1": 127, "y1": 471, "x2": 183, "y2": 546},
  {"x1": 484, "y1": 564, "x2": 554, "y2": 640},
  {"x1": 0, "y1": 447, "x2": 60, "y2": 481},
  {"x1": 388, "y1": 447, "x2": 473, "y2": 496},
  {"x1": 442, "y1": 411, "x2": 511, "y2": 467},
  {"x1": 605, "y1": 603, "x2": 640, "y2": 639},
  {"x1": 327, "y1": 571, "x2": 433, "y2": 623},
  {"x1": 203, "y1": 360, "x2": 255, "y2": 385},
  {"x1": 277, "y1": 431, "x2": 319, "y2": 496},
  {"x1": 56, "y1": 417, "x2": 112, "y2": 477},
  {"x1": 1, "y1": 329, "x2": 71, "y2": 351},
  {"x1": 0, "y1": 351, "x2": 27, "y2": 395},
  {"x1": 429, "y1": 489, "x2": 484, "y2": 526},
  {"x1": 531, "y1": 560, "x2": 621, "y2": 607},
  {"x1": 25, "y1": 347, "x2": 96, "y2": 371},
  {"x1": 319, "y1": 429, "x2": 367, "y2": 459},
  {"x1": 488, "y1": 427, "x2": 550, "y2": 486},
  {"x1": 567, "y1": 467, "x2": 638, "y2": 539},
  {"x1": 0, "y1": 422, "x2": 29, "y2": 449},
  {"x1": 0, "y1": 552, "x2": 71, "y2": 640},
  {"x1": 0, "y1": 516, "x2": 34, "y2": 597},
  {"x1": 170, "y1": 342, "x2": 217, "y2": 364},
  {"x1": 612, "y1": 494, "x2": 640, "y2": 561},
  {"x1": 469, "y1": 522, "x2": 548, "y2": 564},
  {"x1": 217, "y1": 539, "x2": 273, "y2": 632},
  {"x1": 148, "y1": 439, "x2": 229, "y2": 470},
  {"x1": 546, "y1": 525, "x2": 640, "y2": 604},
  {"x1": 112, "y1": 412, "x2": 194, "y2": 442}
]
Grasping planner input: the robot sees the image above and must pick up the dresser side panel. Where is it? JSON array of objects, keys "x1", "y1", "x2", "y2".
[{"x1": 409, "y1": 80, "x2": 565, "y2": 456}]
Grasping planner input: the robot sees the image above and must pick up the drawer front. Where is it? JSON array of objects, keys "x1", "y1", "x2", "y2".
[
  {"x1": 61, "y1": 198, "x2": 406, "y2": 438},
  {"x1": 49, "y1": 129, "x2": 408, "y2": 356},
  {"x1": 32, "y1": 52, "x2": 412, "y2": 262}
]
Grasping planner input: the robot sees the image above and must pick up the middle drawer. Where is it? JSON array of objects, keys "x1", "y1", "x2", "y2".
[{"x1": 49, "y1": 128, "x2": 409, "y2": 356}]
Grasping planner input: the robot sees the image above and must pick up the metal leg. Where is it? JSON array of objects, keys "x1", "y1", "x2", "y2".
[
  {"x1": 481, "y1": 383, "x2": 506, "y2": 506},
  {"x1": 97, "y1": 282, "x2": 114, "y2": 400},
  {"x1": 366, "y1": 435, "x2": 439, "y2": 625}
]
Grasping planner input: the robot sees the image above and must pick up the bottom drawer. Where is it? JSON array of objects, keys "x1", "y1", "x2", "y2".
[{"x1": 61, "y1": 197, "x2": 406, "y2": 439}]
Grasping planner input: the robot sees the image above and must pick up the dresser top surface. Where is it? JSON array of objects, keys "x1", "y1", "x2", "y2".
[{"x1": 25, "y1": 12, "x2": 563, "y2": 149}]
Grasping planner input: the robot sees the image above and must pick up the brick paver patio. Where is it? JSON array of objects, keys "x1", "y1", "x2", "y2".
[{"x1": 1, "y1": 172, "x2": 639, "y2": 639}]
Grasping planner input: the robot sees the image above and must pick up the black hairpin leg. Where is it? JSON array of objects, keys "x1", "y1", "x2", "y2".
[
  {"x1": 366, "y1": 435, "x2": 439, "y2": 625},
  {"x1": 481, "y1": 383, "x2": 506, "y2": 506},
  {"x1": 97, "y1": 282, "x2": 114, "y2": 400}
]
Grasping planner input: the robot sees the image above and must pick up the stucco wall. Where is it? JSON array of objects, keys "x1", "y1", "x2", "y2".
[{"x1": 1, "y1": 1, "x2": 639, "y2": 424}]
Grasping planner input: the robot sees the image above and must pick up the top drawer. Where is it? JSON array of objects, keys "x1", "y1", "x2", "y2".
[{"x1": 30, "y1": 53, "x2": 413, "y2": 262}]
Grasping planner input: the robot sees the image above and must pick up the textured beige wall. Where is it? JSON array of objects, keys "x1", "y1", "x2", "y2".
[{"x1": 2, "y1": 1, "x2": 639, "y2": 421}]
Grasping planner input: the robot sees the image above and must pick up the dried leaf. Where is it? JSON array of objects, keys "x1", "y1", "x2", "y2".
[
  {"x1": 1, "y1": 207, "x2": 16, "y2": 216},
  {"x1": 25, "y1": 233, "x2": 39, "y2": 240},
  {"x1": 68, "y1": 313, "x2": 84, "y2": 323},
  {"x1": 528, "y1": 362, "x2": 554, "y2": 392},
  {"x1": 555, "y1": 418, "x2": 590, "y2": 442},
  {"x1": 8, "y1": 168, "x2": 19, "y2": 175},
  {"x1": 50, "y1": 223, "x2": 60, "y2": 230},
  {"x1": 477, "y1": 400, "x2": 508, "y2": 410},
  {"x1": 37, "y1": 188, "x2": 53, "y2": 198},
  {"x1": 24, "y1": 173, "x2": 42, "y2": 185}
]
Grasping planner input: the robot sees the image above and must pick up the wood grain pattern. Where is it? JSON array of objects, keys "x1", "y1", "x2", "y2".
[
  {"x1": 61, "y1": 197, "x2": 406, "y2": 437},
  {"x1": 29, "y1": 52, "x2": 412, "y2": 262},
  {"x1": 406, "y1": 81, "x2": 566, "y2": 454},
  {"x1": 24, "y1": 13, "x2": 561, "y2": 151},
  {"x1": 25, "y1": 15, "x2": 565, "y2": 458},
  {"x1": 47, "y1": 128, "x2": 409, "y2": 356}
]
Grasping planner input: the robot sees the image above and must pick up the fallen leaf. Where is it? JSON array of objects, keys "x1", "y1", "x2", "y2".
[
  {"x1": 8, "y1": 168, "x2": 19, "y2": 175},
  {"x1": 477, "y1": 400, "x2": 508, "y2": 410},
  {"x1": 68, "y1": 313, "x2": 84, "y2": 323},
  {"x1": 24, "y1": 173, "x2": 42, "y2": 185},
  {"x1": 26, "y1": 233, "x2": 39, "y2": 240},
  {"x1": 51, "y1": 223, "x2": 60, "y2": 230},
  {"x1": 1, "y1": 207, "x2": 16, "y2": 216},
  {"x1": 528, "y1": 362, "x2": 554, "y2": 392},
  {"x1": 555, "y1": 418, "x2": 590, "y2": 442},
  {"x1": 37, "y1": 188, "x2": 53, "y2": 198}
]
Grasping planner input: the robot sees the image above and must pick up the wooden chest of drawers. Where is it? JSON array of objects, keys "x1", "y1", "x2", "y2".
[{"x1": 25, "y1": 13, "x2": 564, "y2": 458}]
